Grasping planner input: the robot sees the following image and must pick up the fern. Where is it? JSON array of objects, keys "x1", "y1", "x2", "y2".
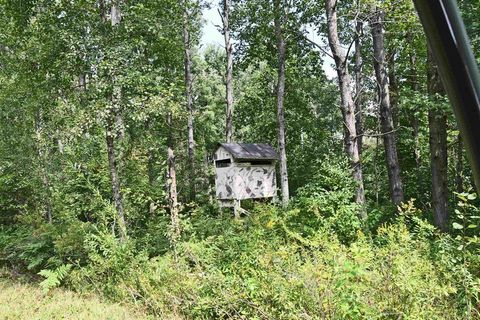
[{"x1": 38, "y1": 264, "x2": 72, "y2": 294}]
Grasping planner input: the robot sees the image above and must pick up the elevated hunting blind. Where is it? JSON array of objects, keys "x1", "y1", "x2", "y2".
[{"x1": 214, "y1": 143, "x2": 278, "y2": 211}]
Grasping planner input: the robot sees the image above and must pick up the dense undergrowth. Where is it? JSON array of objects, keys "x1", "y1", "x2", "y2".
[
  {"x1": 1, "y1": 166, "x2": 480, "y2": 319},
  {"x1": 0, "y1": 194, "x2": 480, "y2": 319}
]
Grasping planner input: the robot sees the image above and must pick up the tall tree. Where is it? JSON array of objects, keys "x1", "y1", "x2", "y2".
[
  {"x1": 180, "y1": 0, "x2": 196, "y2": 200},
  {"x1": 325, "y1": 0, "x2": 366, "y2": 210},
  {"x1": 106, "y1": 0, "x2": 127, "y2": 240},
  {"x1": 427, "y1": 48, "x2": 448, "y2": 231},
  {"x1": 407, "y1": 31, "x2": 422, "y2": 172},
  {"x1": 370, "y1": 8, "x2": 404, "y2": 205},
  {"x1": 167, "y1": 112, "x2": 180, "y2": 246},
  {"x1": 354, "y1": 19, "x2": 364, "y2": 154},
  {"x1": 221, "y1": 0, "x2": 234, "y2": 143},
  {"x1": 456, "y1": 133, "x2": 464, "y2": 194},
  {"x1": 111, "y1": 1, "x2": 125, "y2": 141},
  {"x1": 34, "y1": 109, "x2": 52, "y2": 224},
  {"x1": 274, "y1": 0, "x2": 289, "y2": 206},
  {"x1": 388, "y1": 51, "x2": 399, "y2": 127}
]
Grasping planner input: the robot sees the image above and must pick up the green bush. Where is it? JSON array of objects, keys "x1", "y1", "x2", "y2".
[
  {"x1": 56, "y1": 204, "x2": 470, "y2": 319},
  {"x1": 2, "y1": 189, "x2": 479, "y2": 319},
  {"x1": 0, "y1": 225, "x2": 55, "y2": 272},
  {"x1": 290, "y1": 157, "x2": 362, "y2": 244}
]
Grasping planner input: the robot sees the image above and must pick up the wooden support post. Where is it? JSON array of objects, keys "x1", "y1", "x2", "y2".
[{"x1": 233, "y1": 199, "x2": 241, "y2": 219}]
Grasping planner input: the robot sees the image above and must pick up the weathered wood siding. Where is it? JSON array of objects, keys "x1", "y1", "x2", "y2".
[{"x1": 215, "y1": 146, "x2": 231, "y2": 161}]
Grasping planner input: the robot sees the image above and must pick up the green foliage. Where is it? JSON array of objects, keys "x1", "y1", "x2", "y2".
[
  {"x1": 0, "y1": 225, "x2": 55, "y2": 272},
  {"x1": 38, "y1": 204, "x2": 468, "y2": 319},
  {"x1": 447, "y1": 191, "x2": 480, "y2": 318},
  {"x1": 2, "y1": 196, "x2": 479, "y2": 319},
  {"x1": 38, "y1": 264, "x2": 72, "y2": 294},
  {"x1": 0, "y1": 0, "x2": 479, "y2": 319},
  {"x1": 290, "y1": 157, "x2": 362, "y2": 244}
]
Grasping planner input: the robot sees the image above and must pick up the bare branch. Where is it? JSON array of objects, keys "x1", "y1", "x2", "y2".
[{"x1": 302, "y1": 34, "x2": 334, "y2": 59}]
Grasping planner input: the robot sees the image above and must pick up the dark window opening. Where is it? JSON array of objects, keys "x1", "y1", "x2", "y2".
[
  {"x1": 238, "y1": 159, "x2": 273, "y2": 166},
  {"x1": 216, "y1": 159, "x2": 231, "y2": 168}
]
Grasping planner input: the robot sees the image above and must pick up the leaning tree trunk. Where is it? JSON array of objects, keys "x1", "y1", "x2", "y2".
[
  {"x1": 180, "y1": 0, "x2": 196, "y2": 200},
  {"x1": 354, "y1": 20, "x2": 364, "y2": 154},
  {"x1": 325, "y1": 0, "x2": 366, "y2": 211},
  {"x1": 166, "y1": 113, "x2": 180, "y2": 246},
  {"x1": 274, "y1": 0, "x2": 290, "y2": 207},
  {"x1": 221, "y1": 0, "x2": 234, "y2": 143},
  {"x1": 105, "y1": 1, "x2": 127, "y2": 240},
  {"x1": 427, "y1": 48, "x2": 448, "y2": 231},
  {"x1": 370, "y1": 9, "x2": 404, "y2": 206}
]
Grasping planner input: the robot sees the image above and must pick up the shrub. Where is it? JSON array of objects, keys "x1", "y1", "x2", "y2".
[
  {"x1": 60, "y1": 204, "x2": 465, "y2": 319},
  {"x1": 2, "y1": 196, "x2": 477, "y2": 319},
  {"x1": 290, "y1": 157, "x2": 362, "y2": 244},
  {"x1": 0, "y1": 225, "x2": 55, "y2": 272}
]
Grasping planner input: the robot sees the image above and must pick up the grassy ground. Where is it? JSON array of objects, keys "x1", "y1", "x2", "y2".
[{"x1": 0, "y1": 278, "x2": 150, "y2": 320}]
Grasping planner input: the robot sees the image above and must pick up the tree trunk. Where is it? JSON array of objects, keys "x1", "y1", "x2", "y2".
[
  {"x1": 407, "y1": 32, "x2": 421, "y2": 172},
  {"x1": 374, "y1": 112, "x2": 381, "y2": 204},
  {"x1": 147, "y1": 147, "x2": 157, "y2": 214},
  {"x1": 111, "y1": 2, "x2": 125, "y2": 141},
  {"x1": 370, "y1": 9, "x2": 404, "y2": 205},
  {"x1": 78, "y1": 73, "x2": 86, "y2": 91},
  {"x1": 35, "y1": 110, "x2": 52, "y2": 224},
  {"x1": 167, "y1": 112, "x2": 180, "y2": 245},
  {"x1": 325, "y1": 0, "x2": 366, "y2": 210},
  {"x1": 99, "y1": 0, "x2": 107, "y2": 22},
  {"x1": 221, "y1": 0, "x2": 234, "y2": 143},
  {"x1": 274, "y1": 0, "x2": 289, "y2": 207},
  {"x1": 180, "y1": 0, "x2": 196, "y2": 200},
  {"x1": 427, "y1": 48, "x2": 448, "y2": 231},
  {"x1": 354, "y1": 20, "x2": 363, "y2": 154},
  {"x1": 388, "y1": 50, "x2": 399, "y2": 128},
  {"x1": 456, "y1": 133, "x2": 464, "y2": 194},
  {"x1": 105, "y1": 1, "x2": 127, "y2": 240},
  {"x1": 106, "y1": 119, "x2": 127, "y2": 240},
  {"x1": 111, "y1": 1, "x2": 121, "y2": 25},
  {"x1": 111, "y1": 83, "x2": 125, "y2": 141}
]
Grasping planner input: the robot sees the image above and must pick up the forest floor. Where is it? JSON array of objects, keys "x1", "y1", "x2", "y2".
[{"x1": 0, "y1": 278, "x2": 150, "y2": 320}]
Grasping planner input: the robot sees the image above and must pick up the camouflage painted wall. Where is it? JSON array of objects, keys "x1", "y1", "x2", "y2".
[
  {"x1": 215, "y1": 164, "x2": 276, "y2": 200},
  {"x1": 214, "y1": 147, "x2": 277, "y2": 201}
]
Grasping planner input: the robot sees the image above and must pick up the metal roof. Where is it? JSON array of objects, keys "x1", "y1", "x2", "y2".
[{"x1": 217, "y1": 143, "x2": 278, "y2": 160}]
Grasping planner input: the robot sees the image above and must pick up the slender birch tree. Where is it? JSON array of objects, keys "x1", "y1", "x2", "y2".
[
  {"x1": 167, "y1": 112, "x2": 180, "y2": 245},
  {"x1": 274, "y1": 0, "x2": 290, "y2": 206},
  {"x1": 180, "y1": 0, "x2": 196, "y2": 200},
  {"x1": 106, "y1": 0, "x2": 127, "y2": 240},
  {"x1": 221, "y1": 0, "x2": 234, "y2": 143}
]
